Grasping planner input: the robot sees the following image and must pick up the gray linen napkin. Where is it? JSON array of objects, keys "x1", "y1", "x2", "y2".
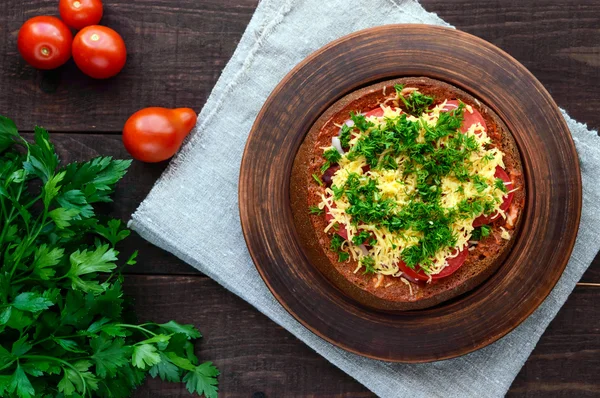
[{"x1": 129, "y1": 0, "x2": 600, "y2": 396}]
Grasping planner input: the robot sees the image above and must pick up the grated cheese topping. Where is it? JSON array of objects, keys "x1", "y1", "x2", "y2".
[{"x1": 316, "y1": 95, "x2": 511, "y2": 278}]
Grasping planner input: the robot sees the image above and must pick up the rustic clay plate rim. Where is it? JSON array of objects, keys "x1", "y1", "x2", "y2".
[{"x1": 239, "y1": 24, "x2": 582, "y2": 362}]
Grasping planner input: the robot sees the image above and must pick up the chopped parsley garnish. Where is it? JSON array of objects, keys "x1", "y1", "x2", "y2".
[
  {"x1": 482, "y1": 153, "x2": 495, "y2": 163},
  {"x1": 315, "y1": 91, "x2": 508, "y2": 275},
  {"x1": 340, "y1": 124, "x2": 352, "y2": 148},
  {"x1": 471, "y1": 225, "x2": 491, "y2": 240},
  {"x1": 394, "y1": 84, "x2": 434, "y2": 116},
  {"x1": 312, "y1": 173, "x2": 324, "y2": 186},
  {"x1": 361, "y1": 256, "x2": 377, "y2": 274},
  {"x1": 495, "y1": 177, "x2": 508, "y2": 193},
  {"x1": 309, "y1": 205, "x2": 324, "y2": 215},
  {"x1": 320, "y1": 148, "x2": 342, "y2": 174},
  {"x1": 352, "y1": 230, "x2": 371, "y2": 246},
  {"x1": 472, "y1": 175, "x2": 488, "y2": 193},
  {"x1": 323, "y1": 148, "x2": 342, "y2": 163},
  {"x1": 350, "y1": 111, "x2": 373, "y2": 132},
  {"x1": 330, "y1": 234, "x2": 349, "y2": 262}
]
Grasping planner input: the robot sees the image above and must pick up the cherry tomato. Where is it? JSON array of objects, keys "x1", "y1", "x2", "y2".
[
  {"x1": 442, "y1": 100, "x2": 487, "y2": 133},
  {"x1": 472, "y1": 166, "x2": 515, "y2": 227},
  {"x1": 59, "y1": 0, "x2": 103, "y2": 30},
  {"x1": 72, "y1": 25, "x2": 126, "y2": 79},
  {"x1": 398, "y1": 246, "x2": 469, "y2": 282},
  {"x1": 123, "y1": 107, "x2": 197, "y2": 163},
  {"x1": 17, "y1": 16, "x2": 73, "y2": 70}
]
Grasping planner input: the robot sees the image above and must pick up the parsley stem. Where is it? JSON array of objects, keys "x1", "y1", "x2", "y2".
[
  {"x1": 115, "y1": 323, "x2": 157, "y2": 337},
  {"x1": 0, "y1": 359, "x2": 16, "y2": 372},
  {"x1": 0, "y1": 178, "x2": 25, "y2": 246},
  {"x1": 21, "y1": 355, "x2": 88, "y2": 395},
  {"x1": 11, "y1": 276, "x2": 31, "y2": 285}
]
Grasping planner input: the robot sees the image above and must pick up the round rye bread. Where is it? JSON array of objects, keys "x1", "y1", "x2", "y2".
[{"x1": 290, "y1": 77, "x2": 526, "y2": 311}]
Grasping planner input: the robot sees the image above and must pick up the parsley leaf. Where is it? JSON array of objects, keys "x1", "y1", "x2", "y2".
[
  {"x1": 312, "y1": 173, "x2": 324, "y2": 186},
  {"x1": 12, "y1": 292, "x2": 54, "y2": 312},
  {"x1": 340, "y1": 124, "x2": 352, "y2": 148},
  {"x1": 394, "y1": 84, "x2": 434, "y2": 116},
  {"x1": 361, "y1": 257, "x2": 376, "y2": 274},
  {"x1": 132, "y1": 344, "x2": 162, "y2": 369},
  {"x1": 472, "y1": 175, "x2": 488, "y2": 193},
  {"x1": 309, "y1": 205, "x2": 324, "y2": 215},
  {"x1": 481, "y1": 225, "x2": 491, "y2": 237},
  {"x1": 0, "y1": 115, "x2": 218, "y2": 397},
  {"x1": 350, "y1": 112, "x2": 373, "y2": 132},
  {"x1": 338, "y1": 252, "x2": 350, "y2": 262},
  {"x1": 183, "y1": 362, "x2": 220, "y2": 398},
  {"x1": 9, "y1": 364, "x2": 35, "y2": 398},
  {"x1": 323, "y1": 148, "x2": 341, "y2": 164},
  {"x1": 495, "y1": 177, "x2": 508, "y2": 193},
  {"x1": 330, "y1": 235, "x2": 345, "y2": 251}
]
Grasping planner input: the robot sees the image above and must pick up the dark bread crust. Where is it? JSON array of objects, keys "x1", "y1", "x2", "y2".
[{"x1": 290, "y1": 77, "x2": 525, "y2": 311}]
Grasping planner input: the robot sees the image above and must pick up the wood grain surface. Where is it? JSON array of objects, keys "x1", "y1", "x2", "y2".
[{"x1": 1, "y1": 0, "x2": 599, "y2": 395}]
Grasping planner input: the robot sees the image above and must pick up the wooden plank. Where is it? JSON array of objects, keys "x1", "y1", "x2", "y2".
[
  {"x1": 1, "y1": 1, "x2": 600, "y2": 133},
  {"x1": 0, "y1": 0, "x2": 259, "y2": 131},
  {"x1": 121, "y1": 275, "x2": 600, "y2": 397}
]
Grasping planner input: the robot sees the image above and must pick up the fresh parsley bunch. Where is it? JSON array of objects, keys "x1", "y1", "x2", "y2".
[{"x1": 0, "y1": 116, "x2": 218, "y2": 397}]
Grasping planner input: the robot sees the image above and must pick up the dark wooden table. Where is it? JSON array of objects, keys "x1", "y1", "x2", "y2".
[{"x1": 1, "y1": 1, "x2": 599, "y2": 396}]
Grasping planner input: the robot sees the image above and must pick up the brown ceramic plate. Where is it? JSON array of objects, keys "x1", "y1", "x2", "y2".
[{"x1": 239, "y1": 25, "x2": 581, "y2": 362}]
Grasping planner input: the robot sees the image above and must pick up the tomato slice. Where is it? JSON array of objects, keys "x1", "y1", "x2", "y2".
[
  {"x1": 442, "y1": 100, "x2": 487, "y2": 134},
  {"x1": 325, "y1": 205, "x2": 349, "y2": 240},
  {"x1": 398, "y1": 245, "x2": 469, "y2": 282},
  {"x1": 364, "y1": 107, "x2": 385, "y2": 118},
  {"x1": 472, "y1": 165, "x2": 515, "y2": 227}
]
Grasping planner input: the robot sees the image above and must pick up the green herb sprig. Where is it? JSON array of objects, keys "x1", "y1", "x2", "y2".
[
  {"x1": 0, "y1": 116, "x2": 218, "y2": 398},
  {"x1": 394, "y1": 84, "x2": 434, "y2": 116},
  {"x1": 318, "y1": 99, "x2": 504, "y2": 270}
]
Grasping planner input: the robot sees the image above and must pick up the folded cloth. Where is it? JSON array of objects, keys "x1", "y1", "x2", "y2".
[{"x1": 129, "y1": 0, "x2": 600, "y2": 396}]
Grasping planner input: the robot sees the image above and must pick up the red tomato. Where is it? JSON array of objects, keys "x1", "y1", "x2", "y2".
[
  {"x1": 72, "y1": 25, "x2": 126, "y2": 79},
  {"x1": 364, "y1": 107, "x2": 385, "y2": 118},
  {"x1": 17, "y1": 16, "x2": 73, "y2": 70},
  {"x1": 442, "y1": 100, "x2": 487, "y2": 133},
  {"x1": 398, "y1": 246, "x2": 469, "y2": 282},
  {"x1": 123, "y1": 107, "x2": 197, "y2": 163},
  {"x1": 59, "y1": 0, "x2": 103, "y2": 30},
  {"x1": 472, "y1": 166, "x2": 515, "y2": 227}
]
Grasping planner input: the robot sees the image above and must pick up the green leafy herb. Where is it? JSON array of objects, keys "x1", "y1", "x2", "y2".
[
  {"x1": 361, "y1": 257, "x2": 376, "y2": 274},
  {"x1": 471, "y1": 225, "x2": 491, "y2": 241},
  {"x1": 472, "y1": 175, "x2": 488, "y2": 193},
  {"x1": 312, "y1": 173, "x2": 324, "y2": 186},
  {"x1": 340, "y1": 124, "x2": 352, "y2": 148},
  {"x1": 394, "y1": 84, "x2": 434, "y2": 116},
  {"x1": 309, "y1": 205, "x2": 324, "y2": 215},
  {"x1": 338, "y1": 252, "x2": 350, "y2": 262},
  {"x1": 323, "y1": 148, "x2": 341, "y2": 164},
  {"x1": 0, "y1": 116, "x2": 218, "y2": 398},
  {"x1": 495, "y1": 177, "x2": 508, "y2": 193},
  {"x1": 330, "y1": 234, "x2": 350, "y2": 262},
  {"x1": 352, "y1": 231, "x2": 371, "y2": 246},
  {"x1": 349, "y1": 112, "x2": 373, "y2": 132},
  {"x1": 481, "y1": 224, "x2": 491, "y2": 237},
  {"x1": 330, "y1": 235, "x2": 345, "y2": 252}
]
